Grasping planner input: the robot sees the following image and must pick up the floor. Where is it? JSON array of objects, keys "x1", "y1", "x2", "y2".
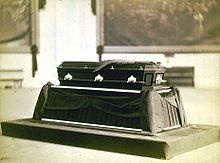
[{"x1": 0, "y1": 87, "x2": 220, "y2": 163}]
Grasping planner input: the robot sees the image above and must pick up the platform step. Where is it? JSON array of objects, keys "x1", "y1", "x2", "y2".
[{"x1": 1, "y1": 119, "x2": 219, "y2": 159}]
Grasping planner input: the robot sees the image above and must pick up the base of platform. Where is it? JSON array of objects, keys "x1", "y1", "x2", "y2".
[{"x1": 1, "y1": 118, "x2": 219, "y2": 159}]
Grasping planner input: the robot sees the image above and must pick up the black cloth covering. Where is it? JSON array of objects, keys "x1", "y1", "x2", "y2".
[{"x1": 33, "y1": 83, "x2": 187, "y2": 133}]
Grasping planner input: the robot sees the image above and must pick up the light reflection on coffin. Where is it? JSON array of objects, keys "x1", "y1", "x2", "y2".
[{"x1": 33, "y1": 61, "x2": 187, "y2": 134}]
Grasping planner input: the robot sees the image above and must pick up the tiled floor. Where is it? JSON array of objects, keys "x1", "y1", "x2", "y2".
[{"x1": 0, "y1": 88, "x2": 220, "y2": 163}]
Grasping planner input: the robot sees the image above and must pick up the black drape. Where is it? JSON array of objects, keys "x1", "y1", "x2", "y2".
[{"x1": 33, "y1": 83, "x2": 187, "y2": 133}]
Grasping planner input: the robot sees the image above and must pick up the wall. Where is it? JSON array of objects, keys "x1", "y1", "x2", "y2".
[{"x1": 0, "y1": 0, "x2": 219, "y2": 88}]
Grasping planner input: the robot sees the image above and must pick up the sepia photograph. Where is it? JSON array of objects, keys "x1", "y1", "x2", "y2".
[{"x1": 0, "y1": 0, "x2": 219, "y2": 162}]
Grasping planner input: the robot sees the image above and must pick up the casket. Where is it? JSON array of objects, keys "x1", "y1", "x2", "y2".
[
  {"x1": 33, "y1": 60, "x2": 187, "y2": 134},
  {"x1": 57, "y1": 60, "x2": 166, "y2": 90}
]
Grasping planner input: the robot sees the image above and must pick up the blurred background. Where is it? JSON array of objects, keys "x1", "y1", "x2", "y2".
[
  {"x1": 0, "y1": 0, "x2": 219, "y2": 88},
  {"x1": 0, "y1": 0, "x2": 219, "y2": 162}
]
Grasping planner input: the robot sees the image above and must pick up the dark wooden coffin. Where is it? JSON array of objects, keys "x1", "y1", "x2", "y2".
[{"x1": 57, "y1": 61, "x2": 166, "y2": 90}]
